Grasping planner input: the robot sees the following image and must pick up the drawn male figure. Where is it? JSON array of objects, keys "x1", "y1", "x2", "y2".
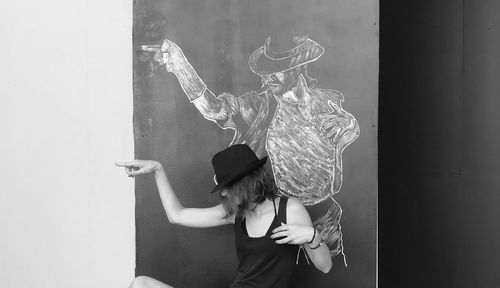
[{"x1": 143, "y1": 36, "x2": 360, "y2": 259}]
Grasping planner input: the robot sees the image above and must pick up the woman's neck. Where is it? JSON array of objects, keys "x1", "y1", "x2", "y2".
[{"x1": 247, "y1": 198, "x2": 275, "y2": 217}]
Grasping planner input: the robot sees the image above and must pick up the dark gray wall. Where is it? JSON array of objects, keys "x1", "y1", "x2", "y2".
[
  {"x1": 380, "y1": 1, "x2": 500, "y2": 287},
  {"x1": 133, "y1": 0, "x2": 378, "y2": 287}
]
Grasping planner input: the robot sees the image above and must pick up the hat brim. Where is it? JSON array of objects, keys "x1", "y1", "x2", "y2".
[
  {"x1": 210, "y1": 156, "x2": 268, "y2": 193},
  {"x1": 248, "y1": 38, "x2": 325, "y2": 76}
]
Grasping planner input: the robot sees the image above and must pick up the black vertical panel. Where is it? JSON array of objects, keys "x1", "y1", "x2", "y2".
[
  {"x1": 381, "y1": 1, "x2": 500, "y2": 287},
  {"x1": 456, "y1": 1, "x2": 500, "y2": 287},
  {"x1": 380, "y1": 1, "x2": 463, "y2": 287}
]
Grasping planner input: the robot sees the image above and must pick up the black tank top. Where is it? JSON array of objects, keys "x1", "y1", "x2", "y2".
[{"x1": 230, "y1": 197, "x2": 298, "y2": 288}]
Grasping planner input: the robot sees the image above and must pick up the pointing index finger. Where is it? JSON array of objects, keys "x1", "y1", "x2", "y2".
[{"x1": 115, "y1": 160, "x2": 139, "y2": 167}]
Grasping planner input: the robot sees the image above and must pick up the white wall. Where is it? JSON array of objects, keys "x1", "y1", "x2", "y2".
[{"x1": 0, "y1": 1, "x2": 135, "y2": 287}]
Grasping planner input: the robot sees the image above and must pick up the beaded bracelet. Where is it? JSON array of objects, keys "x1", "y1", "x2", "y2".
[{"x1": 309, "y1": 241, "x2": 324, "y2": 250}]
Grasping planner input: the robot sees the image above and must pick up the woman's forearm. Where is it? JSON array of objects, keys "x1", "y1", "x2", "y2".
[
  {"x1": 304, "y1": 230, "x2": 333, "y2": 273},
  {"x1": 153, "y1": 164, "x2": 185, "y2": 224}
]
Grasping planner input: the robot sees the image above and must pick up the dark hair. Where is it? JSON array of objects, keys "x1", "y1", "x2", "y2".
[{"x1": 220, "y1": 166, "x2": 279, "y2": 218}]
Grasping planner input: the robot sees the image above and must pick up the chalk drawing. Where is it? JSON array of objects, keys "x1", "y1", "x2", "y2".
[{"x1": 142, "y1": 36, "x2": 360, "y2": 263}]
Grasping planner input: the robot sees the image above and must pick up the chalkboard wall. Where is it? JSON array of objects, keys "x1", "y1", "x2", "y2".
[{"x1": 133, "y1": 0, "x2": 378, "y2": 287}]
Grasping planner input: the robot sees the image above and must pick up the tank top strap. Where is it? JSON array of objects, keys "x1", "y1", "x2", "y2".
[
  {"x1": 277, "y1": 197, "x2": 288, "y2": 223},
  {"x1": 272, "y1": 197, "x2": 278, "y2": 217}
]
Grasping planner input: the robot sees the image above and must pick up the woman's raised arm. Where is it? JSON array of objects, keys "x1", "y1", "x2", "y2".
[
  {"x1": 115, "y1": 160, "x2": 233, "y2": 228},
  {"x1": 270, "y1": 198, "x2": 333, "y2": 273}
]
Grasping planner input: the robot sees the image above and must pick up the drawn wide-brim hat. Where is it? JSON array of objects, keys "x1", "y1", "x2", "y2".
[
  {"x1": 210, "y1": 144, "x2": 267, "y2": 193},
  {"x1": 248, "y1": 36, "x2": 325, "y2": 76}
]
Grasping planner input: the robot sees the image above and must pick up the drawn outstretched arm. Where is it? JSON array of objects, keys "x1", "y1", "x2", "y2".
[
  {"x1": 116, "y1": 160, "x2": 233, "y2": 227},
  {"x1": 149, "y1": 39, "x2": 246, "y2": 129}
]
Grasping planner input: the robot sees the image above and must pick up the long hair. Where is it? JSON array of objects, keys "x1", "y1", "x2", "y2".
[{"x1": 220, "y1": 166, "x2": 279, "y2": 219}]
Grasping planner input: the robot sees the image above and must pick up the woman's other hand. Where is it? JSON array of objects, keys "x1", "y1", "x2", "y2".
[
  {"x1": 270, "y1": 223, "x2": 315, "y2": 245},
  {"x1": 115, "y1": 160, "x2": 162, "y2": 177}
]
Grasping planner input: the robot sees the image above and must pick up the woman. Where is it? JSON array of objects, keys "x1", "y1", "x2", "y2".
[{"x1": 116, "y1": 144, "x2": 332, "y2": 288}]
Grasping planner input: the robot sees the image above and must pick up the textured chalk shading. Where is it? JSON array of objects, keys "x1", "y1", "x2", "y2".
[{"x1": 142, "y1": 37, "x2": 360, "y2": 260}]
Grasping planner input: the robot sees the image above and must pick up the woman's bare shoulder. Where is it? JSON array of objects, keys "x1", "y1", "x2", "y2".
[
  {"x1": 286, "y1": 197, "x2": 306, "y2": 210},
  {"x1": 285, "y1": 197, "x2": 312, "y2": 225}
]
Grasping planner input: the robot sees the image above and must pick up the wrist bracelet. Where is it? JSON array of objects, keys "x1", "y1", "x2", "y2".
[
  {"x1": 309, "y1": 241, "x2": 323, "y2": 250},
  {"x1": 307, "y1": 228, "x2": 316, "y2": 244}
]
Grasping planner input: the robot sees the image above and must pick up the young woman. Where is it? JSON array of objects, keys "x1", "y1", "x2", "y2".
[{"x1": 116, "y1": 144, "x2": 332, "y2": 288}]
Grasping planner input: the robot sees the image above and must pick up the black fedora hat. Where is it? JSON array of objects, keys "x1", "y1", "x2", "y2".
[{"x1": 210, "y1": 144, "x2": 268, "y2": 193}]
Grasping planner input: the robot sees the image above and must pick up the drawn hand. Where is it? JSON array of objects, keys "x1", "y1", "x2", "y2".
[
  {"x1": 141, "y1": 39, "x2": 184, "y2": 73},
  {"x1": 271, "y1": 223, "x2": 315, "y2": 245},
  {"x1": 318, "y1": 100, "x2": 356, "y2": 144},
  {"x1": 115, "y1": 160, "x2": 162, "y2": 178},
  {"x1": 158, "y1": 39, "x2": 185, "y2": 72}
]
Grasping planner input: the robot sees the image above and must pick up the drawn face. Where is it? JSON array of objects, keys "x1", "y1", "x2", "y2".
[
  {"x1": 261, "y1": 72, "x2": 286, "y2": 94},
  {"x1": 261, "y1": 69, "x2": 300, "y2": 95}
]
